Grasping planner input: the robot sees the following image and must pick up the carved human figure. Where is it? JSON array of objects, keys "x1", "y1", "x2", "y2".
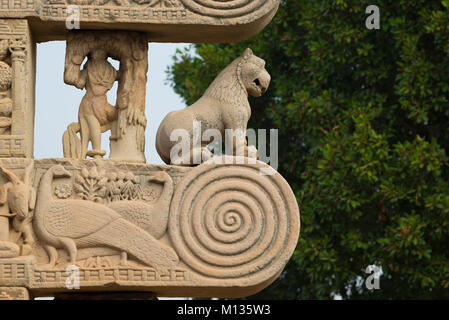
[
  {"x1": 63, "y1": 31, "x2": 148, "y2": 163},
  {"x1": 65, "y1": 49, "x2": 119, "y2": 159},
  {"x1": 156, "y1": 48, "x2": 271, "y2": 165}
]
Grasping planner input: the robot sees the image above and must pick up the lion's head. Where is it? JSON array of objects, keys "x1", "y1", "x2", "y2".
[
  {"x1": 203, "y1": 48, "x2": 271, "y2": 105},
  {"x1": 239, "y1": 48, "x2": 271, "y2": 97}
]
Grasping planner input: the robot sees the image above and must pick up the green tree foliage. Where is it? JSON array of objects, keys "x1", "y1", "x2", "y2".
[{"x1": 166, "y1": 1, "x2": 449, "y2": 299}]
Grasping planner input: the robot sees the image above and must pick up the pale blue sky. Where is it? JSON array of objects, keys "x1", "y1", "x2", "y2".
[{"x1": 35, "y1": 42, "x2": 188, "y2": 164}]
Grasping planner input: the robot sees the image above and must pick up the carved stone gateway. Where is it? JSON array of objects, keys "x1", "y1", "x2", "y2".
[{"x1": 0, "y1": 0, "x2": 301, "y2": 299}]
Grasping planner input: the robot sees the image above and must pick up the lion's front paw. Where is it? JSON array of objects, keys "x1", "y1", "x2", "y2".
[{"x1": 247, "y1": 145, "x2": 258, "y2": 159}]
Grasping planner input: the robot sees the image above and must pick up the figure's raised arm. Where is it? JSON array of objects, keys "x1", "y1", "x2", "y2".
[{"x1": 64, "y1": 53, "x2": 87, "y2": 89}]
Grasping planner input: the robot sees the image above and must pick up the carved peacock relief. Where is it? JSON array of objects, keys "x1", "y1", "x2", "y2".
[{"x1": 33, "y1": 164, "x2": 178, "y2": 268}]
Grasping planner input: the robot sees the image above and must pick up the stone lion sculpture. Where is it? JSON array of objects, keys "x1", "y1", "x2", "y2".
[{"x1": 156, "y1": 48, "x2": 271, "y2": 166}]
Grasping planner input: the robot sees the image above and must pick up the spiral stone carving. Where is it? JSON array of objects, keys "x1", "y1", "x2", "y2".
[
  {"x1": 169, "y1": 157, "x2": 300, "y2": 283},
  {"x1": 180, "y1": 0, "x2": 275, "y2": 18}
]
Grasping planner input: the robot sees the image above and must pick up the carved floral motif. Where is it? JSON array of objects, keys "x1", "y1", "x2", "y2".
[
  {"x1": 74, "y1": 167, "x2": 108, "y2": 202},
  {"x1": 82, "y1": 256, "x2": 113, "y2": 268},
  {"x1": 54, "y1": 184, "x2": 72, "y2": 199},
  {"x1": 68, "y1": 166, "x2": 158, "y2": 203}
]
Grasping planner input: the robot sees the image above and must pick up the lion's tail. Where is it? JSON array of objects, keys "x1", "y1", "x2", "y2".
[{"x1": 155, "y1": 124, "x2": 171, "y2": 165}]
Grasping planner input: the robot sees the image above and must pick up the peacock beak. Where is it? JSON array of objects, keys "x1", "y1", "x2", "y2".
[{"x1": 61, "y1": 168, "x2": 72, "y2": 178}]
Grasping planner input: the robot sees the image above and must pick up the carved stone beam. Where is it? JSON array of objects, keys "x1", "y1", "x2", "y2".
[
  {"x1": 0, "y1": 157, "x2": 300, "y2": 298},
  {"x1": 0, "y1": 0, "x2": 280, "y2": 43}
]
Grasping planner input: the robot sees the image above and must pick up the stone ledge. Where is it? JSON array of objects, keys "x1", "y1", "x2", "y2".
[{"x1": 0, "y1": 0, "x2": 280, "y2": 43}]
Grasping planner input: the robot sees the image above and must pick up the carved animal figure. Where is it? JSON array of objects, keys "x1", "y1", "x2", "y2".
[
  {"x1": 106, "y1": 171, "x2": 173, "y2": 239},
  {"x1": 156, "y1": 48, "x2": 271, "y2": 165},
  {"x1": 33, "y1": 165, "x2": 178, "y2": 268},
  {"x1": 0, "y1": 163, "x2": 36, "y2": 255}
]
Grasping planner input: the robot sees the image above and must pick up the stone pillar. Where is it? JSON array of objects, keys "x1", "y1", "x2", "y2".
[
  {"x1": 0, "y1": 19, "x2": 35, "y2": 158},
  {"x1": 9, "y1": 39, "x2": 26, "y2": 137}
]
